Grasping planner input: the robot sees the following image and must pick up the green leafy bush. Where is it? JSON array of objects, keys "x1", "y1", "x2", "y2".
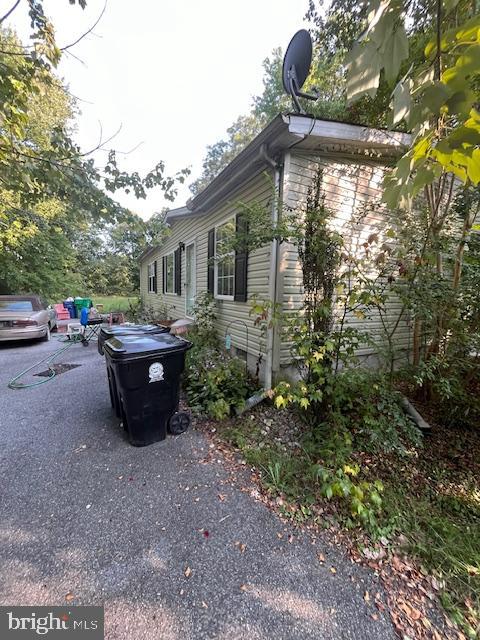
[
  {"x1": 311, "y1": 462, "x2": 384, "y2": 528},
  {"x1": 183, "y1": 292, "x2": 257, "y2": 419},
  {"x1": 185, "y1": 345, "x2": 253, "y2": 419},
  {"x1": 189, "y1": 291, "x2": 217, "y2": 348},
  {"x1": 330, "y1": 370, "x2": 422, "y2": 454}
]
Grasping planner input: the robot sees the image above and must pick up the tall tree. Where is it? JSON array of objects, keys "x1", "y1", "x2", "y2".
[
  {"x1": 344, "y1": 0, "x2": 480, "y2": 370},
  {"x1": 0, "y1": 2, "x2": 188, "y2": 297},
  {"x1": 190, "y1": 0, "x2": 408, "y2": 196}
]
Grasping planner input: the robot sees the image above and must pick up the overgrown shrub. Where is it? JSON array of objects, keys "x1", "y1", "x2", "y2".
[
  {"x1": 183, "y1": 292, "x2": 256, "y2": 419},
  {"x1": 126, "y1": 300, "x2": 172, "y2": 324},
  {"x1": 185, "y1": 344, "x2": 253, "y2": 419},
  {"x1": 328, "y1": 370, "x2": 422, "y2": 454},
  {"x1": 409, "y1": 351, "x2": 480, "y2": 430}
]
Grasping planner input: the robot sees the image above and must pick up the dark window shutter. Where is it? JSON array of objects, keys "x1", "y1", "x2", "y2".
[
  {"x1": 153, "y1": 260, "x2": 158, "y2": 293},
  {"x1": 174, "y1": 248, "x2": 181, "y2": 295},
  {"x1": 234, "y1": 213, "x2": 248, "y2": 302},
  {"x1": 147, "y1": 263, "x2": 150, "y2": 292},
  {"x1": 162, "y1": 256, "x2": 166, "y2": 294},
  {"x1": 207, "y1": 229, "x2": 215, "y2": 295}
]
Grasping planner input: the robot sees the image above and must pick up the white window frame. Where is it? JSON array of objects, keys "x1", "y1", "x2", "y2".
[
  {"x1": 214, "y1": 216, "x2": 235, "y2": 301},
  {"x1": 164, "y1": 252, "x2": 175, "y2": 294},
  {"x1": 147, "y1": 262, "x2": 156, "y2": 293}
]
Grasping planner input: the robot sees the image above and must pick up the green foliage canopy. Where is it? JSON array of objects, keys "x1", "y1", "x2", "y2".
[{"x1": 0, "y1": 2, "x2": 188, "y2": 298}]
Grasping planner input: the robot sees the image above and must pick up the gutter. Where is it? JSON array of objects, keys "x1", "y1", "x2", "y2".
[
  {"x1": 235, "y1": 145, "x2": 283, "y2": 415},
  {"x1": 263, "y1": 145, "x2": 282, "y2": 392}
]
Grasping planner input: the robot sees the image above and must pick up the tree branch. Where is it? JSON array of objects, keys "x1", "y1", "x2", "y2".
[
  {"x1": 434, "y1": 0, "x2": 442, "y2": 82},
  {"x1": 0, "y1": 0, "x2": 21, "y2": 25},
  {"x1": 60, "y1": 1, "x2": 107, "y2": 52}
]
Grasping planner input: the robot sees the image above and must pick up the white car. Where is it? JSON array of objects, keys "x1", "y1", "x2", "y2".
[{"x1": 0, "y1": 295, "x2": 57, "y2": 342}]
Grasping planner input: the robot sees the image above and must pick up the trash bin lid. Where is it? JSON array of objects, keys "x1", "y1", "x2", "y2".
[
  {"x1": 104, "y1": 333, "x2": 191, "y2": 360},
  {"x1": 101, "y1": 323, "x2": 168, "y2": 338}
]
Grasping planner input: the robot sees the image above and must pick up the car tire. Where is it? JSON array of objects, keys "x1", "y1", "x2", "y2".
[{"x1": 42, "y1": 325, "x2": 51, "y2": 342}]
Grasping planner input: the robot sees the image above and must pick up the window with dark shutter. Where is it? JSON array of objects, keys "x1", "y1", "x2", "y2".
[
  {"x1": 234, "y1": 213, "x2": 248, "y2": 302},
  {"x1": 147, "y1": 262, "x2": 156, "y2": 293},
  {"x1": 207, "y1": 229, "x2": 215, "y2": 295},
  {"x1": 153, "y1": 260, "x2": 158, "y2": 293},
  {"x1": 174, "y1": 248, "x2": 181, "y2": 295},
  {"x1": 162, "y1": 256, "x2": 166, "y2": 294}
]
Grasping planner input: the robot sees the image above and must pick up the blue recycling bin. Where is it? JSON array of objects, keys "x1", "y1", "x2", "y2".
[{"x1": 63, "y1": 301, "x2": 77, "y2": 318}]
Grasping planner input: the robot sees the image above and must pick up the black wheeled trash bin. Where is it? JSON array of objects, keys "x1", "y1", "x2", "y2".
[
  {"x1": 103, "y1": 333, "x2": 192, "y2": 446},
  {"x1": 100, "y1": 324, "x2": 170, "y2": 418},
  {"x1": 98, "y1": 323, "x2": 169, "y2": 355}
]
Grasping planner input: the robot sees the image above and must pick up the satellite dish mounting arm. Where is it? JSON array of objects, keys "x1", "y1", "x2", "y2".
[{"x1": 287, "y1": 66, "x2": 319, "y2": 114}]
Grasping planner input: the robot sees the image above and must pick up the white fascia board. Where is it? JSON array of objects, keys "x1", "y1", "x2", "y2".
[{"x1": 285, "y1": 114, "x2": 411, "y2": 150}]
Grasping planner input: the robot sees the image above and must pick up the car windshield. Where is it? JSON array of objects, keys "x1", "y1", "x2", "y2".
[{"x1": 0, "y1": 300, "x2": 34, "y2": 311}]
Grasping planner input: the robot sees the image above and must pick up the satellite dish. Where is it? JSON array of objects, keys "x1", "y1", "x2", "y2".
[{"x1": 282, "y1": 29, "x2": 319, "y2": 113}]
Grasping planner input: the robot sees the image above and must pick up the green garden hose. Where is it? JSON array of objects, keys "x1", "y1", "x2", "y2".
[{"x1": 7, "y1": 336, "x2": 81, "y2": 390}]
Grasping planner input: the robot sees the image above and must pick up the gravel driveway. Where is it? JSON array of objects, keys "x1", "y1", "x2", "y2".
[{"x1": 0, "y1": 337, "x2": 396, "y2": 639}]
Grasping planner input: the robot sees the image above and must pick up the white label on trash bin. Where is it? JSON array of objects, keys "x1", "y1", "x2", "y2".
[{"x1": 148, "y1": 362, "x2": 164, "y2": 383}]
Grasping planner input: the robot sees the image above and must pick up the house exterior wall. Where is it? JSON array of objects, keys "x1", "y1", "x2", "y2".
[
  {"x1": 278, "y1": 151, "x2": 412, "y2": 369},
  {"x1": 140, "y1": 170, "x2": 274, "y2": 376},
  {"x1": 140, "y1": 149, "x2": 413, "y2": 382}
]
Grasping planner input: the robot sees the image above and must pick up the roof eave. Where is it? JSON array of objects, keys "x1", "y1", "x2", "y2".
[
  {"x1": 139, "y1": 245, "x2": 160, "y2": 262},
  {"x1": 189, "y1": 115, "x2": 295, "y2": 213},
  {"x1": 285, "y1": 114, "x2": 411, "y2": 150}
]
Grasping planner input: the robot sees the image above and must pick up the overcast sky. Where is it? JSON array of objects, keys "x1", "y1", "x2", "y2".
[{"x1": 8, "y1": 0, "x2": 308, "y2": 219}]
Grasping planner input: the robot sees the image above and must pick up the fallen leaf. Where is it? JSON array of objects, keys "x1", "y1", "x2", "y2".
[
  {"x1": 398, "y1": 601, "x2": 421, "y2": 621},
  {"x1": 184, "y1": 566, "x2": 192, "y2": 578},
  {"x1": 330, "y1": 567, "x2": 337, "y2": 574},
  {"x1": 65, "y1": 592, "x2": 74, "y2": 602},
  {"x1": 276, "y1": 533, "x2": 283, "y2": 539},
  {"x1": 240, "y1": 584, "x2": 248, "y2": 592},
  {"x1": 218, "y1": 494, "x2": 226, "y2": 502},
  {"x1": 409, "y1": 607, "x2": 421, "y2": 621},
  {"x1": 74, "y1": 444, "x2": 87, "y2": 453},
  {"x1": 317, "y1": 553, "x2": 325, "y2": 563},
  {"x1": 371, "y1": 613, "x2": 379, "y2": 621},
  {"x1": 362, "y1": 547, "x2": 386, "y2": 560},
  {"x1": 201, "y1": 601, "x2": 208, "y2": 609},
  {"x1": 431, "y1": 576, "x2": 443, "y2": 591},
  {"x1": 203, "y1": 530, "x2": 209, "y2": 538},
  {"x1": 421, "y1": 617, "x2": 432, "y2": 629},
  {"x1": 364, "y1": 591, "x2": 370, "y2": 603}
]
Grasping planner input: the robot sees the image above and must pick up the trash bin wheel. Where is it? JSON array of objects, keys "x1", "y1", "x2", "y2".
[{"x1": 168, "y1": 411, "x2": 190, "y2": 435}]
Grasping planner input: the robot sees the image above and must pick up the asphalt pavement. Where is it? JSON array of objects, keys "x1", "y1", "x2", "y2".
[{"x1": 0, "y1": 336, "x2": 396, "y2": 639}]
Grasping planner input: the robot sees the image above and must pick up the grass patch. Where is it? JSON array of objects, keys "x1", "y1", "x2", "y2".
[{"x1": 90, "y1": 294, "x2": 139, "y2": 314}]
